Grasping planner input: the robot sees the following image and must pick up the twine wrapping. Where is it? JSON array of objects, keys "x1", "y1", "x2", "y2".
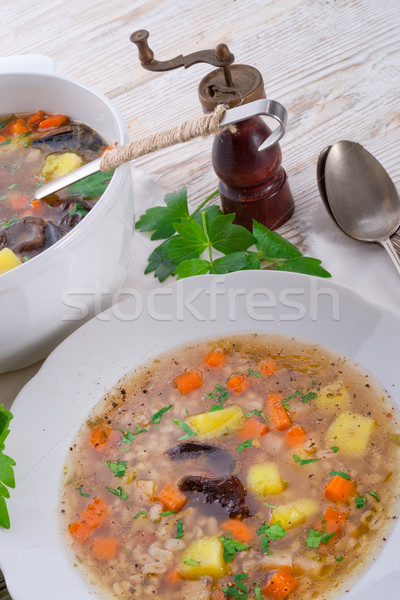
[{"x1": 100, "y1": 104, "x2": 235, "y2": 172}]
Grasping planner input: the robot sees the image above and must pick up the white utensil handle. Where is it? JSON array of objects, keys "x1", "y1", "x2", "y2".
[{"x1": 380, "y1": 239, "x2": 400, "y2": 275}]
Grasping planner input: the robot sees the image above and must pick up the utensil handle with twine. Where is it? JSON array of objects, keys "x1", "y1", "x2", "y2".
[{"x1": 100, "y1": 104, "x2": 235, "y2": 171}]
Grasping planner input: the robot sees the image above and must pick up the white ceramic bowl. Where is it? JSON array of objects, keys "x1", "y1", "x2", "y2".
[
  {"x1": 0, "y1": 55, "x2": 134, "y2": 373},
  {"x1": 0, "y1": 270, "x2": 399, "y2": 600}
]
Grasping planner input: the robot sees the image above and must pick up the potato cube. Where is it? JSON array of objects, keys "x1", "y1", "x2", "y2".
[
  {"x1": 247, "y1": 462, "x2": 286, "y2": 498},
  {"x1": 0, "y1": 248, "x2": 22, "y2": 275},
  {"x1": 136, "y1": 479, "x2": 156, "y2": 500},
  {"x1": 178, "y1": 536, "x2": 228, "y2": 579},
  {"x1": 270, "y1": 499, "x2": 319, "y2": 530},
  {"x1": 315, "y1": 382, "x2": 350, "y2": 411},
  {"x1": 187, "y1": 405, "x2": 244, "y2": 439},
  {"x1": 326, "y1": 411, "x2": 375, "y2": 457},
  {"x1": 39, "y1": 152, "x2": 83, "y2": 180}
]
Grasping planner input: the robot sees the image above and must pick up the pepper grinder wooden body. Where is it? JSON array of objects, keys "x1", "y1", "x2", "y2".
[{"x1": 199, "y1": 65, "x2": 294, "y2": 231}]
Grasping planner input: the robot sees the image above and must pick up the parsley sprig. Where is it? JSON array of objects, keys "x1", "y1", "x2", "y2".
[
  {"x1": 205, "y1": 383, "x2": 230, "y2": 412},
  {"x1": 0, "y1": 405, "x2": 15, "y2": 529},
  {"x1": 219, "y1": 532, "x2": 251, "y2": 562},
  {"x1": 172, "y1": 418, "x2": 197, "y2": 440},
  {"x1": 256, "y1": 521, "x2": 287, "y2": 555},
  {"x1": 150, "y1": 404, "x2": 173, "y2": 428},
  {"x1": 136, "y1": 188, "x2": 331, "y2": 281},
  {"x1": 117, "y1": 425, "x2": 147, "y2": 450}
]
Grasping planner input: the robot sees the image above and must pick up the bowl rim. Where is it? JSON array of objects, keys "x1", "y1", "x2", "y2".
[{"x1": 0, "y1": 70, "x2": 130, "y2": 286}]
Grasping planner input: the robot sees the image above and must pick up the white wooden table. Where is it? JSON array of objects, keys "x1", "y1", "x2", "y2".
[{"x1": 1, "y1": 0, "x2": 399, "y2": 597}]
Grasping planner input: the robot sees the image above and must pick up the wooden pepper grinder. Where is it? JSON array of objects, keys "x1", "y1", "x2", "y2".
[{"x1": 131, "y1": 30, "x2": 294, "y2": 231}]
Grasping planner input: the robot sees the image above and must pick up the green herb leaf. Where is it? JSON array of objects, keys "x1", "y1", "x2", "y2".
[
  {"x1": 275, "y1": 256, "x2": 331, "y2": 278},
  {"x1": 67, "y1": 202, "x2": 89, "y2": 217},
  {"x1": 133, "y1": 510, "x2": 147, "y2": 519},
  {"x1": 182, "y1": 557, "x2": 200, "y2": 566},
  {"x1": 117, "y1": 425, "x2": 147, "y2": 450},
  {"x1": 247, "y1": 368, "x2": 261, "y2": 378},
  {"x1": 172, "y1": 418, "x2": 197, "y2": 441},
  {"x1": 166, "y1": 220, "x2": 208, "y2": 263},
  {"x1": 335, "y1": 556, "x2": 343, "y2": 562},
  {"x1": 305, "y1": 528, "x2": 322, "y2": 548},
  {"x1": 245, "y1": 409, "x2": 270, "y2": 421},
  {"x1": 254, "y1": 582, "x2": 263, "y2": 600},
  {"x1": 281, "y1": 402, "x2": 291, "y2": 411},
  {"x1": 253, "y1": 221, "x2": 301, "y2": 259},
  {"x1": 0, "y1": 404, "x2": 15, "y2": 529},
  {"x1": 174, "y1": 258, "x2": 210, "y2": 279},
  {"x1": 208, "y1": 214, "x2": 254, "y2": 254},
  {"x1": 105, "y1": 486, "x2": 128, "y2": 500},
  {"x1": 256, "y1": 522, "x2": 287, "y2": 541},
  {"x1": 0, "y1": 196, "x2": 7, "y2": 201},
  {"x1": 150, "y1": 404, "x2": 173, "y2": 427},
  {"x1": 301, "y1": 391, "x2": 318, "y2": 403},
  {"x1": 283, "y1": 389, "x2": 303, "y2": 402},
  {"x1": 0, "y1": 139, "x2": 11, "y2": 146},
  {"x1": 263, "y1": 502, "x2": 277, "y2": 509},
  {"x1": 331, "y1": 446, "x2": 340, "y2": 453},
  {"x1": 210, "y1": 251, "x2": 250, "y2": 274},
  {"x1": 219, "y1": 532, "x2": 251, "y2": 563},
  {"x1": 77, "y1": 485, "x2": 91, "y2": 497},
  {"x1": 367, "y1": 490, "x2": 380, "y2": 502},
  {"x1": 260, "y1": 535, "x2": 272, "y2": 555},
  {"x1": 66, "y1": 169, "x2": 114, "y2": 199},
  {"x1": 223, "y1": 573, "x2": 249, "y2": 599},
  {"x1": 136, "y1": 188, "x2": 189, "y2": 240},
  {"x1": 7, "y1": 184, "x2": 21, "y2": 190},
  {"x1": 206, "y1": 384, "x2": 230, "y2": 412},
  {"x1": 144, "y1": 239, "x2": 177, "y2": 281},
  {"x1": 104, "y1": 460, "x2": 127, "y2": 478},
  {"x1": 293, "y1": 454, "x2": 321, "y2": 466},
  {"x1": 160, "y1": 510, "x2": 175, "y2": 517},
  {"x1": 2, "y1": 216, "x2": 18, "y2": 229},
  {"x1": 329, "y1": 470, "x2": 350, "y2": 480},
  {"x1": 236, "y1": 439, "x2": 253, "y2": 452},
  {"x1": 355, "y1": 496, "x2": 368, "y2": 509},
  {"x1": 176, "y1": 520, "x2": 184, "y2": 539}
]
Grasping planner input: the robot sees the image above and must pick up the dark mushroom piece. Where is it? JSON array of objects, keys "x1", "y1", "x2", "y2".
[
  {"x1": 43, "y1": 221, "x2": 66, "y2": 248},
  {"x1": 0, "y1": 230, "x2": 6, "y2": 251},
  {"x1": 178, "y1": 474, "x2": 249, "y2": 519},
  {"x1": 57, "y1": 198, "x2": 93, "y2": 231},
  {"x1": 166, "y1": 441, "x2": 235, "y2": 476},
  {"x1": 31, "y1": 124, "x2": 106, "y2": 157},
  {"x1": 5, "y1": 216, "x2": 46, "y2": 253}
]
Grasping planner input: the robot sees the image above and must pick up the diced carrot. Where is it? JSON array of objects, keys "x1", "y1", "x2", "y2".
[
  {"x1": 263, "y1": 568, "x2": 297, "y2": 600},
  {"x1": 260, "y1": 359, "x2": 276, "y2": 376},
  {"x1": 315, "y1": 506, "x2": 348, "y2": 540},
  {"x1": 92, "y1": 537, "x2": 118, "y2": 560},
  {"x1": 174, "y1": 369, "x2": 203, "y2": 394},
  {"x1": 100, "y1": 145, "x2": 114, "y2": 156},
  {"x1": 284, "y1": 425, "x2": 307, "y2": 447},
  {"x1": 0, "y1": 135, "x2": 4, "y2": 143},
  {"x1": 267, "y1": 394, "x2": 291, "y2": 431},
  {"x1": 204, "y1": 350, "x2": 226, "y2": 368},
  {"x1": 324, "y1": 475, "x2": 354, "y2": 503},
  {"x1": 30, "y1": 199, "x2": 40, "y2": 209},
  {"x1": 38, "y1": 114, "x2": 68, "y2": 130},
  {"x1": 27, "y1": 111, "x2": 44, "y2": 126},
  {"x1": 3, "y1": 119, "x2": 30, "y2": 136},
  {"x1": 155, "y1": 485, "x2": 188, "y2": 513},
  {"x1": 90, "y1": 424, "x2": 112, "y2": 451},
  {"x1": 220, "y1": 519, "x2": 254, "y2": 544},
  {"x1": 68, "y1": 520, "x2": 92, "y2": 544},
  {"x1": 165, "y1": 566, "x2": 182, "y2": 585},
  {"x1": 69, "y1": 497, "x2": 108, "y2": 543},
  {"x1": 227, "y1": 374, "x2": 249, "y2": 394},
  {"x1": 238, "y1": 417, "x2": 268, "y2": 441}
]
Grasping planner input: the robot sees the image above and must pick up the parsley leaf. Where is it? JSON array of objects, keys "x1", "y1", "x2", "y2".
[
  {"x1": 136, "y1": 187, "x2": 190, "y2": 240},
  {"x1": 117, "y1": 425, "x2": 146, "y2": 450},
  {"x1": 223, "y1": 573, "x2": 249, "y2": 600},
  {"x1": 367, "y1": 490, "x2": 380, "y2": 502},
  {"x1": 160, "y1": 510, "x2": 175, "y2": 517},
  {"x1": 182, "y1": 557, "x2": 200, "y2": 566},
  {"x1": 104, "y1": 460, "x2": 127, "y2": 478},
  {"x1": 329, "y1": 470, "x2": 350, "y2": 480},
  {"x1": 331, "y1": 446, "x2": 340, "y2": 453},
  {"x1": 66, "y1": 169, "x2": 114, "y2": 199},
  {"x1": 172, "y1": 418, "x2": 197, "y2": 441},
  {"x1": 254, "y1": 582, "x2": 263, "y2": 600},
  {"x1": 236, "y1": 439, "x2": 253, "y2": 452},
  {"x1": 256, "y1": 521, "x2": 287, "y2": 554},
  {"x1": 301, "y1": 391, "x2": 318, "y2": 403},
  {"x1": 150, "y1": 404, "x2": 173, "y2": 427},
  {"x1": 306, "y1": 527, "x2": 336, "y2": 548},
  {"x1": 67, "y1": 202, "x2": 89, "y2": 218},
  {"x1": 206, "y1": 383, "x2": 230, "y2": 412},
  {"x1": 133, "y1": 510, "x2": 147, "y2": 519},
  {"x1": 219, "y1": 532, "x2": 251, "y2": 562},
  {"x1": 245, "y1": 409, "x2": 270, "y2": 422},
  {"x1": 2, "y1": 216, "x2": 18, "y2": 230},
  {"x1": 176, "y1": 520, "x2": 184, "y2": 539},
  {"x1": 0, "y1": 404, "x2": 15, "y2": 529},
  {"x1": 105, "y1": 486, "x2": 128, "y2": 500},
  {"x1": 263, "y1": 502, "x2": 277, "y2": 509},
  {"x1": 77, "y1": 485, "x2": 90, "y2": 497},
  {"x1": 335, "y1": 556, "x2": 343, "y2": 562},
  {"x1": 247, "y1": 368, "x2": 261, "y2": 378},
  {"x1": 355, "y1": 496, "x2": 368, "y2": 509},
  {"x1": 293, "y1": 454, "x2": 321, "y2": 466}
]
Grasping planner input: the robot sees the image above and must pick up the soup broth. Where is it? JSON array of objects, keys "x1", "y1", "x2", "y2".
[{"x1": 62, "y1": 335, "x2": 400, "y2": 600}]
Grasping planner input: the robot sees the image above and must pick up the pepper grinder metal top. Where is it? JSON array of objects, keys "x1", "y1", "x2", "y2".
[{"x1": 131, "y1": 30, "x2": 294, "y2": 231}]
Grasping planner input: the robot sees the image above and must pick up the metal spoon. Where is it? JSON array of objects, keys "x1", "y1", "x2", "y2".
[{"x1": 317, "y1": 140, "x2": 400, "y2": 274}]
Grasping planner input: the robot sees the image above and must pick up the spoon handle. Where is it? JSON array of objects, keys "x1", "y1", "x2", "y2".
[{"x1": 380, "y1": 239, "x2": 400, "y2": 275}]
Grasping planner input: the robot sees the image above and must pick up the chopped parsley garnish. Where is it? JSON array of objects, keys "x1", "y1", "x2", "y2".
[
  {"x1": 223, "y1": 573, "x2": 249, "y2": 600},
  {"x1": 256, "y1": 521, "x2": 287, "y2": 554},
  {"x1": 172, "y1": 418, "x2": 197, "y2": 440},
  {"x1": 0, "y1": 196, "x2": 7, "y2": 201},
  {"x1": 331, "y1": 446, "x2": 340, "y2": 453},
  {"x1": 236, "y1": 439, "x2": 253, "y2": 452},
  {"x1": 312, "y1": 379, "x2": 317, "y2": 386},
  {"x1": 245, "y1": 409, "x2": 270, "y2": 421},
  {"x1": 206, "y1": 383, "x2": 230, "y2": 412},
  {"x1": 263, "y1": 502, "x2": 277, "y2": 509},
  {"x1": 329, "y1": 470, "x2": 351, "y2": 480},
  {"x1": 281, "y1": 402, "x2": 291, "y2": 411},
  {"x1": 301, "y1": 391, "x2": 318, "y2": 403},
  {"x1": 105, "y1": 486, "x2": 128, "y2": 500},
  {"x1": 283, "y1": 389, "x2": 302, "y2": 402},
  {"x1": 293, "y1": 454, "x2": 321, "y2": 466},
  {"x1": 133, "y1": 510, "x2": 147, "y2": 519},
  {"x1": 104, "y1": 460, "x2": 127, "y2": 478},
  {"x1": 123, "y1": 549, "x2": 131, "y2": 553},
  {"x1": 150, "y1": 404, "x2": 173, "y2": 428},
  {"x1": 335, "y1": 556, "x2": 343, "y2": 562},
  {"x1": 160, "y1": 510, "x2": 175, "y2": 517},
  {"x1": 176, "y1": 520, "x2": 184, "y2": 539},
  {"x1": 218, "y1": 532, "x2": 251, "y2": 562},
  {"x1": 306, "y1": 528, "x2": 335, "y2": 548},
  {"x1": 7, "y1": 184, "x2": 21, "y2": 190},
  {"x1": 254, "y1": 582, "x2": 263, "y2": 600},
  {"x1": 117, "y1": 425, "x2": 146, "y2": 450},
  {"x1": 355, "y1": 496, "x2": 368, "y2": 509},
  {"x1": 0, "y1": 139, "x2": 11, "y2": 146},
  {"x1": 2, "y1": 216, "x2": 18, "y2": 229},
  {"x1": 24, "y1": 139, "x2": 30, "y2": 148},
  {"x1": 367, "y1": 490, "x2": 380, "y2": 502},
  {"x1": 77, "y1": 485, "x2": 90, "y2": 498},
  {"x1": 247, "y1": 368, "x2": 261, "y2": 378},
  {"x1": 67, "y1": 203, "x2": 89, "y2": 217},
  {"x1": 182, "y1": 557, "x2": 200, "y2": 566}
]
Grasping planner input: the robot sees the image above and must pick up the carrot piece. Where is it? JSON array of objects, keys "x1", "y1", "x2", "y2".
[
  {"x1": 68, "y1": 520, "x2": 92, "y2": 544},
  {"x1": 260, "y1": 358, "x2": 276, "y2": 376},
  {"x1": 263, "y1": 568, "x2": 297, "y2": 600},
  {"x1": 165, "y1": 566, "x2": 182, "y2": 585},
  {"x1": 284, "y1": 425, "x2": 307, "y2": 447},
  {"x1": 324, "y1": 475, "x2": 354, "y2": 503},
  {"x1": 27, "y1": 111, "x2": 44, "y2": 126},
  {"x1": 3, "y1": 118, "x2": 30, "y2": 136},
  {"x1": 90, "y1": 424, "x2": 112, "y2": 450},
  {"x1": 92, "y1": 537, "x2": 118, "y2": 560},
  {"x1": 0, "y1": 135, "x2": 4, "y2": 143},
  {"x1": 100, "y1": 145, "x2": 114, "y2": 156},
  {"x1": 227, "y1": 374, "x2": 249, "y2": 394},
  {"x1": 38, "y1": 114, "x2": 68, "y2": 130},
  {"x1": 69, "y1": 497, "x2": 108, "y2": 543},
  {"x1": 267, "y1": 394, "x2": 291, "y2": 431},
  {"x1": 316, "y1": 506, "x2": 348, "y2": 537},
  {"x1": 174, "y1": 369, "x2": 202, "y2": 394},
  {"x1": 221, "y1": 519, "x2": 254, "y2": 544},
  {"x1": 30, "y1": 199, "x2": 41, "y2": 209},
  {"x1": 155, "y1": 485, "x2": 188, "y2": 513},
  {"x1": 238, "y1": 417, "x2": 268, "y2": 441},
  {"x1": 204, "y1": 350, "x2": 226, "y2": 368}
]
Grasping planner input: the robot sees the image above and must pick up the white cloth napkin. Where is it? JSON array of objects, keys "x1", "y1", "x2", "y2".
[{"x1": 302, "y1": 202, "x2": 399, "y2": 316}]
